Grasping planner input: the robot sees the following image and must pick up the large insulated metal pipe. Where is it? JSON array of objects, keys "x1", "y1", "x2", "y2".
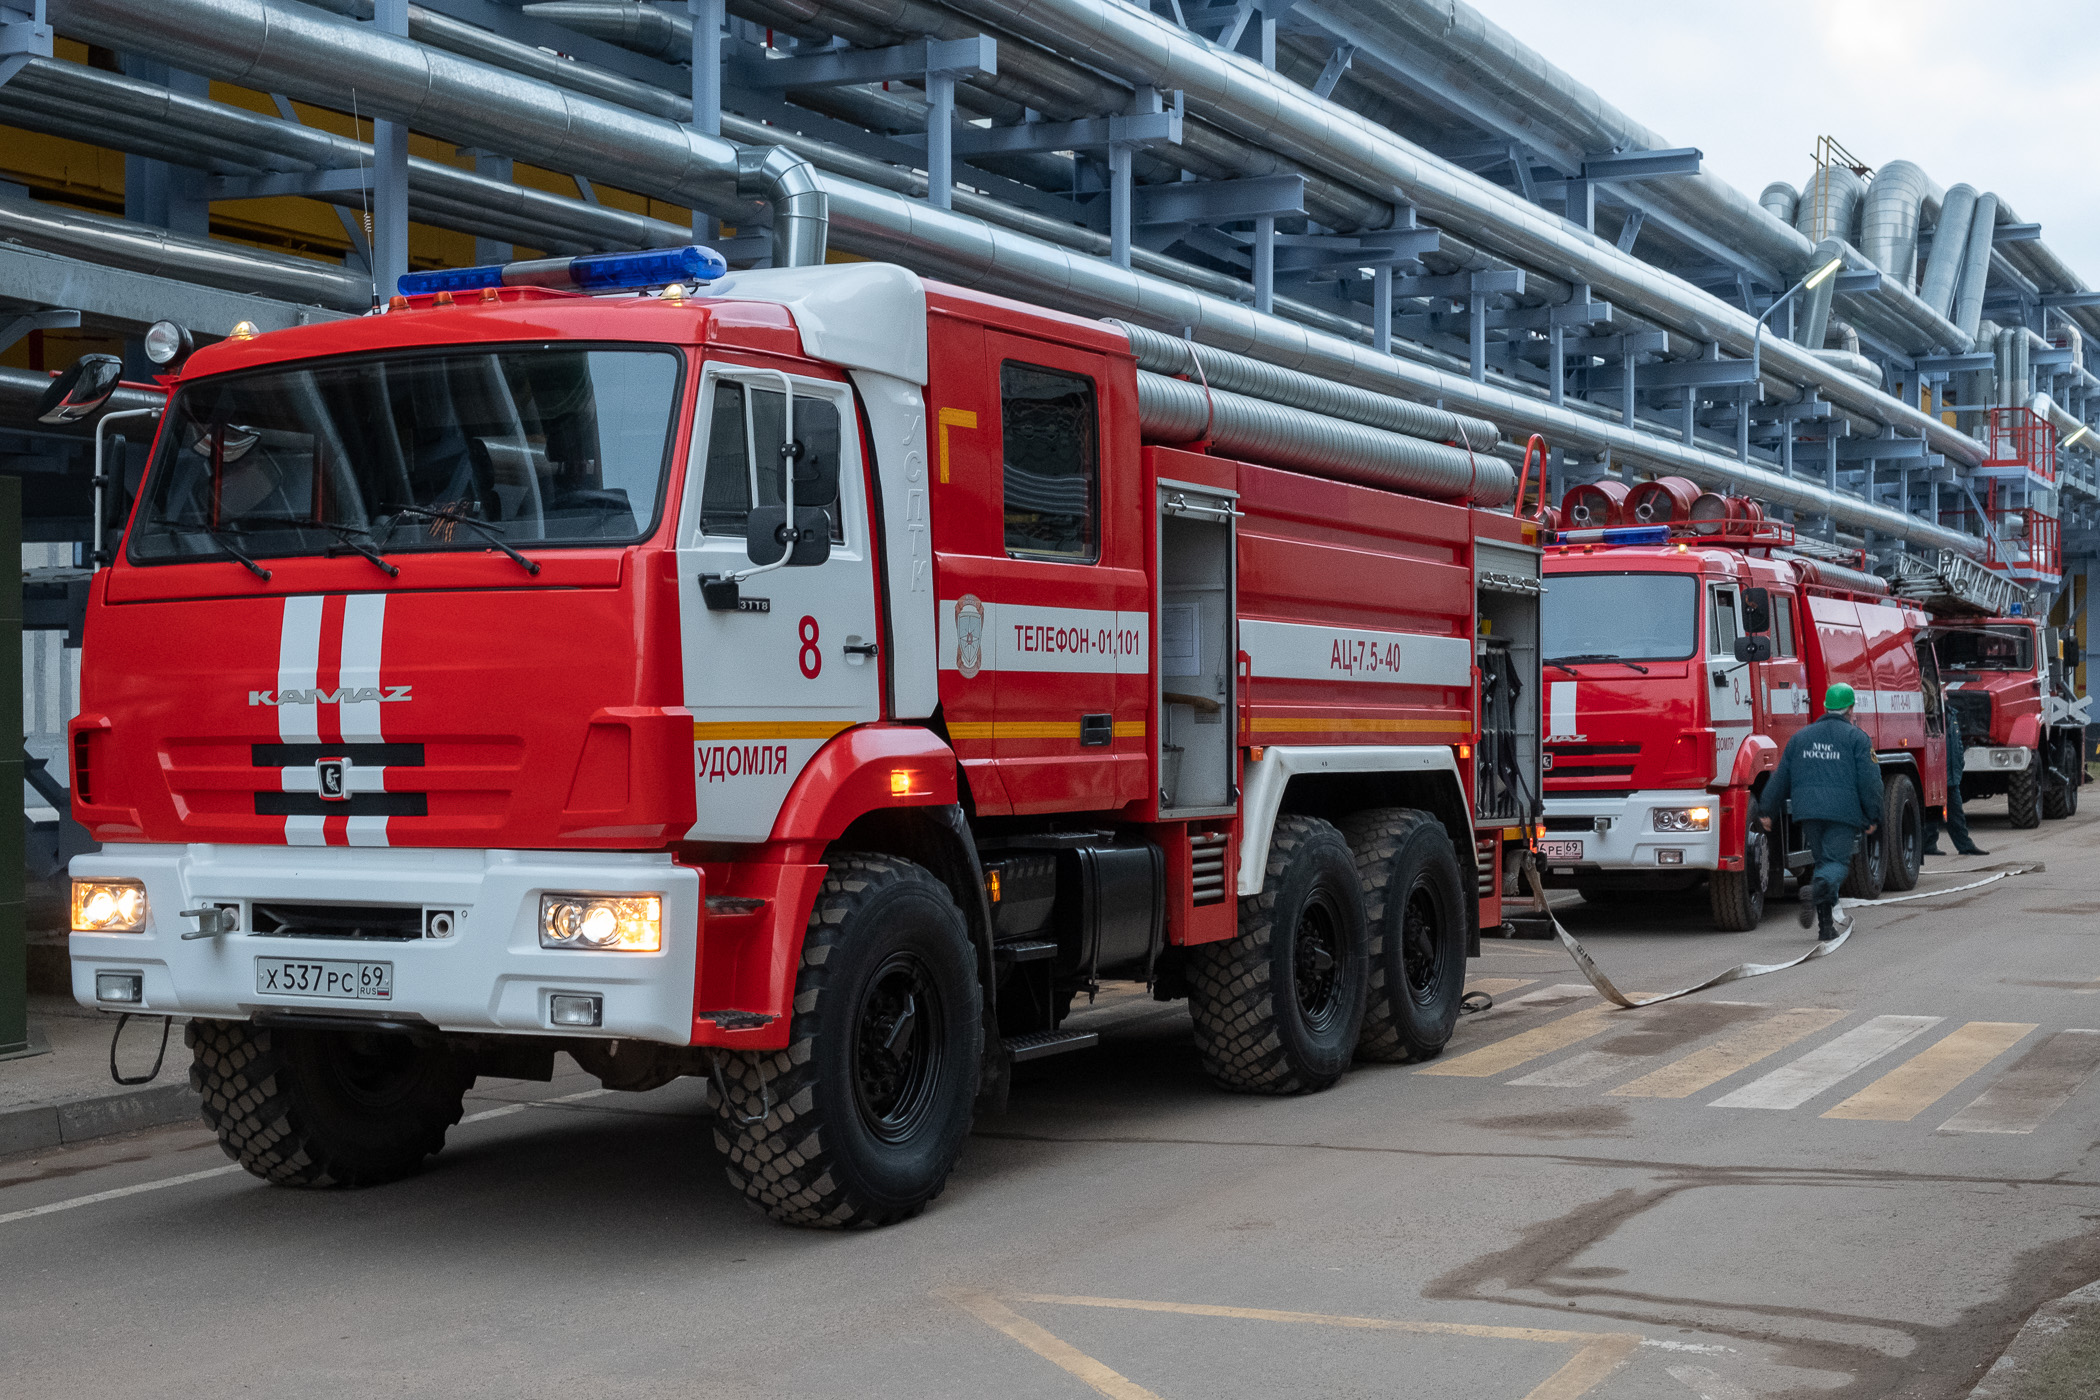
[
  {"x1": 1794, "y1": 166, "x2": 1864, "y2": 246},
  {"x1": 1111, "y1": 321, "x2": 1501, "y2": 451},
  {"x1": 56, "y1": 0, "x2": 1980, "y2": 553},
  {"x1": 1918, "y1": 183, "x2": 1977, "y2": 318},
  {"x1": 1793, "y1": 238, "x2": 1847, "y2": 351},
  {"x1": 1135, "y1": 373, "x2": 1514, "y2": 504},
  {"x1": 0, "y1": 195, "x2": 366, "y2": 310},
  {"x1": 1952, "y1": 192, "x2": 2000, "y2": 340},
  {"x1": 47, "y1": 0, "x2": 826, "y2": 269},
  {"x1": 929, "y1": 0, "x2": 1983, "y2": 461},
  {"x1": 1760, "y1": 183, "x2": 1799, "y2": 226},
  {"x1": 1859, "y1": 160, "x2": 1930, "y2": 285}
]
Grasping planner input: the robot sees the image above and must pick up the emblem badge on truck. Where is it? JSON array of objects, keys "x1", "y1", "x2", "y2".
[
  {"x1": 954, "y1": 594, "x2": 985, "y2": 678},
  {"x1": 316, "y1": 758, "x2": 349, "y2": 801}
]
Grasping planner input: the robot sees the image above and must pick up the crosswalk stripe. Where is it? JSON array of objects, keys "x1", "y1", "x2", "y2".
[
  {"x1": 1507, "y1": 1002, "x2": 1766, "y2": 1089},
  {"x1": 1418, "y1": 1003, "x2": 1622, "y2": 1078},
  {"x1": 1822, "y1": 1022, "x2": 2037, "y2": 1121},
  {"x1": 1464, "y1": 978, "x2": 1539, "y2": 998},
  {"x1": 1709, "y1": 1015, "x2": 1943, "y2": 1110},
  {"x1": 1608, "y1": 1007, "x2": 1849, "y2": 1100},
  {"x1": 1939, "y1": 1029, "x2": 2100, "y2": 1134}
]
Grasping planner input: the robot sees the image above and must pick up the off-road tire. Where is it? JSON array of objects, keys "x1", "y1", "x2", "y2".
[
  {"x1": 711, "y1": 853, "x2": 981, "y2": 1228},
  {"x1": 1188, "y1": 815, "x2": 1368, "y2": 1094},
  {"x1": 1709, "y1": 822, "x2": 1771, "y2": 931},
  {"x1": 2008, "y1": 750, "x2": 2044, "y2": 828},
  {"x1": 1341, "y1": 808, "x2": 1467, "y2": 1064},
  {"x1": 1880, "y1": 773, "x2": 1924, "y2": 892},
  {"x1": 188, "y1": 1020, "x2": 469, "y2": 1187},
  {"x1": 2043, "y1": 736, "x2": 2079, "y2": 819}
]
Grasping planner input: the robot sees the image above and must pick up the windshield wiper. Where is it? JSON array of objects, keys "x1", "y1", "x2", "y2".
[
  {"x1": 380, "y1": 503, "x2": 540, "y2": 575},
  {"x1": 153, "y1": 517, "x2": 271, "y2": 581},
  {"x1": 223, "y1": 515, "x2": 400, "y2": 577},
  {"x1": 1545, "y1": 653, "x2": 1650, "y2": 675}
]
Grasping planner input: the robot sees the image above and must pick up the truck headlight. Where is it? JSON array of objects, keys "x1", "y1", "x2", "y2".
[
  {"x1": 1653, "y1": 807, "x2": 1712, "y2": 833},
  {"x1": 539, "y1": 894, "x2": 662, "y2": 951},
  {"x1": 73, "y1": 879, "x2": 147, "y2": 932}
]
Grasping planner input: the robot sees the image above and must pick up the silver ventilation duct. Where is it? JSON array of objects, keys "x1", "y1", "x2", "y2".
[
  {"x1": 1794, "y1": 165, "x2": 1864, "y2": 246},
  {"x1": 1952, "y1": 192, "x2": 2000, "y2": 339},
  {"x1": 933, "y1": 0, "x2": 1984, "y2": 459},
  {"x1": 1858, "y1": 160, "x2": 1930, "y2": 284},
  {"x1": 520, "y1": 1, "x2": 691, "y2": 58},
  {"x1": 1760, "y1": 183, "x2": 1799, "y2": 226},
  {"x1": 1135, "y1": 372, "x2": 1515, "y2": 504},
  {"x1": 43, "y1": 0, "x2": 1982, "y2": 553},
  {"x1": 1918, "y1": 183, "x2": 1977, "y2": 318}
]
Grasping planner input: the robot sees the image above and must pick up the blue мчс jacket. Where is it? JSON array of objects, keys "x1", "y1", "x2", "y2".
[{"x1": 1758, "y1": 714, "x2": 1885, "y2": 828}]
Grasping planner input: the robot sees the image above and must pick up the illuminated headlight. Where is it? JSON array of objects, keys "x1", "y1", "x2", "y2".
[
  {"x1": 539, "y1": 894, "x2": 662, "y2": 951},
  {"x1": 1653, "y1": 807, "x2": 1713, "y2": 833},
  {"x1": 73, "y1": 879, "x2": 147, "y2": 932}
]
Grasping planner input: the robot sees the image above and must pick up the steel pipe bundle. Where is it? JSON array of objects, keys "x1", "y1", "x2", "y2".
[{"x1": 1134, "y1": 372, "x2": 1515, "y2": 505}]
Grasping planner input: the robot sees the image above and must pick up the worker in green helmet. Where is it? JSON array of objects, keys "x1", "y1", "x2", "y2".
[{"x1": 1757, "y1": 683, "x2": 1884, "y2": 941}]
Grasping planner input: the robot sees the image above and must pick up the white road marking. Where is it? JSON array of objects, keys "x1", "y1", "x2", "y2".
[
  {"x1": 1510, "y1": 1048, "x2": 1644, "y2": 1088},
  {"x1": 0, "y1": 1164, "x2": 246, "y2": 1228},
  {"x1": 461, "y1": 1087, "x2": 611, "y2": 1124},
  {"x1": 1709, "y1": 1015, "x2": 1943, "y2": 1110},
  {"x1": 1666, "y1": 1363, "x2": 1755, "y2": 1400}
]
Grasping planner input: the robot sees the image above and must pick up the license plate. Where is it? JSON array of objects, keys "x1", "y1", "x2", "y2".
[
  {"x1": 255, "y1": 957, "x2": 393, "y2": 1001},
  {"x1": 1537, "y1": 839, "x2": 1584, "y2": 861}
]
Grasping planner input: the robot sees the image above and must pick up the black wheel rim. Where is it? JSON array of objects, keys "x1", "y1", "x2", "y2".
[
  {"x1": 322, "y1": 1033, "x2": 426, "y2": 1110},
  {"x1": 1400, "y1": 878, "x2": 1446, "y2": 1006},
  {"x1": 1747, "y1": 830, "x2": 1769, "y2": 902},
  {"x1": 851, "y1": 952, "x2": 946, "y2": 1145},
  {"x1": 1900, "y1": 800, "x2": 1921, "y2": 869},
  {"x1": 1293, "y1": 889, "x2": 1347, "y2": 1032}
]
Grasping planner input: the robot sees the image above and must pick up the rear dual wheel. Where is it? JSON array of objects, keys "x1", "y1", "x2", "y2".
[
  {"x1": 1343, "y1": 809, "x2": 1468, "y2": 1064},
  {"x1": 2043, "y1": 735, "x2": 2080, "y2": 819}
]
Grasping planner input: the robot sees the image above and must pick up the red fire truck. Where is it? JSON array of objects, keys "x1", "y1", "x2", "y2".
[
  {"x1": 1929, "y1": 613, "x2": 2088, "y2": 826},
  {"x1": 1536, "y1": 484, "x2": 1946, "y2": 930},
  {"x1": 59, "y1": 253, "x2": 1543, "y2": 1227}
]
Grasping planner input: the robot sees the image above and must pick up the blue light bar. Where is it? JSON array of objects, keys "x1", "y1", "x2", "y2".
[
  {"x1": 1555, "y1": 525, "x2": 1670, "y2": 546},
  {"x1": 395, "y1": 244, "x2": 728, "y2": 299}
]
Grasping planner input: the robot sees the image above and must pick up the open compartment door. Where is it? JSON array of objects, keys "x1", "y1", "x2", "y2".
[{"x1": 1157, "y1": 479, "x2": 1239, "y2": 816}]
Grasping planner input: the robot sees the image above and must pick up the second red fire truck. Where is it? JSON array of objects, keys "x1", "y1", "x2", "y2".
[
  {"x1": 59, "y1": 252, "x2": 1544, "y2": 1227},
  {"x1": 1537, "y1": 481, "x2": 1946, "y2": 930}
]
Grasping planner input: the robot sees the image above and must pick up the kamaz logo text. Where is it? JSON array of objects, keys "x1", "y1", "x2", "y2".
[{"x1": 249, "y1": 686, "x2": 413, "y2": 706}]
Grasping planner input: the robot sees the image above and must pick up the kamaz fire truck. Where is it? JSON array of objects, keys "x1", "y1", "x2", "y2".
[
  {"x1": 1927, "y1": 613, "x2": 2088, "y2": 826},
  {"x1": 58, "y1": 250, "x2": 1543, "y2": 1227},
  {"x1": 1536, "y1": 480, "x2": 1945, "y2": 930}
]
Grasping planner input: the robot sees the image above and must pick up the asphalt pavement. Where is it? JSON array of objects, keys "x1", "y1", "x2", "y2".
[{"x1": 3, "y1": 796, "x2": 2097, "y2": 1400}]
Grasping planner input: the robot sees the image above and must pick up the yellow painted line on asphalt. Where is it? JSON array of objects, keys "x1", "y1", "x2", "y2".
[
  {"x1": 1824, "y1": 1021, "x2": 2037, "y2": 1121},
  {"x1": 1466, "y1": 978, "x2": 1539, "y2": 997},
  {"x1": 1607, "y1": 1007, "x2": 1849, "y2": 1100},
  {"x1": 1941, "y1": 1029, "x2": 2100, "y2": 1133},
  {"x1": 998, "y1": 1294, "x2": 1642, "y2": 1400},
  {"x1": 941, "y1": 1291, "x2": 1165, "y2": 1400},
  {"x1": 1416, "y1": 1003, "x2": 1623, "y2": 1078}
]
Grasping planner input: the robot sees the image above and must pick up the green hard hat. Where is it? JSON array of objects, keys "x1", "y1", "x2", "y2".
[{"x1": 1824, "y1": 682, "x2": 1856, "y2": 712}]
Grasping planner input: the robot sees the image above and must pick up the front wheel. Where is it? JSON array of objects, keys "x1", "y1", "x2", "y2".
[
  {"x1": 189, "y1": 1020, "x2": 469, "y2": 1187},
  {"x1": 1880, "y1": 774, "x2": 1923, "y2": 892},
  {"x1": 2007, "y1": 751, "x2": 2044, "y2": 828},
  {"x1": 1709, "y1": 822, "x2": 1771, "y2": 931},
  {"x1": 1343, "y1": 808, "x2": 1467, "y2": 1064},
  {"x1": 712, "y1": 853, "x2": 982, "y2": 1228},
  {"x1": 1188, "y1": 815, "x2": 1368, "y2": 1094}
]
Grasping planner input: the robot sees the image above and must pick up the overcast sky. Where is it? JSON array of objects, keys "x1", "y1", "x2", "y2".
[{"x1": 1465, "y1": 0, "x2": 2100, "y2": 280}]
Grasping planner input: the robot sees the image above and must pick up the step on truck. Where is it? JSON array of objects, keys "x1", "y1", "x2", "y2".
[
  {"x1": 60, "y1": 251, "x2": 1543, "y2": 1226},
  {"x1": 1536, "y1": 482, "x2": 1947, "y2": 930},
  {"x1": 1927, "y1": 613, "x2": 2089, "y2": 826}
]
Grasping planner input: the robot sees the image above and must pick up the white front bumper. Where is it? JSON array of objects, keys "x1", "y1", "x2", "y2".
[
  {"x1": 68, "y1": 844, "x2": 701, "y2": 1044},
  {"x1": 1966, "y1": 746, "x2": 2031, "y2": 772},
  {"x1": 1540, "y1": 790, "x2": 1724, "y2": 871}
]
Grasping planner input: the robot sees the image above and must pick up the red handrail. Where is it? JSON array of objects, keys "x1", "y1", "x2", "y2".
[{"x1": 1512, "y1": 433, "x2": 1549, "y2": 520}]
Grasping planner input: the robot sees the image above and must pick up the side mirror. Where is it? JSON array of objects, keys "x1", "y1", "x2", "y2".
[
  {"x1": 2062, "y1": 639, "x2": 2083, "y2": 669},
  {"x1": 36, "y1": 354, "x2": 124, "y2": 424},
  {"x1": 746, "y1": 506, "x2": 832, "y2": 567},
  {"x1": 1741, "y1": 586, "x2": 1772, "y2": 635},
  {"x1": 1733, "y1": 635, "x2": 1773, "y2": 664}
]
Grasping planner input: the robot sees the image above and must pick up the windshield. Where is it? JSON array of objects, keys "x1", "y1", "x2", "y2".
[
  {"x1": 1542, "y1": 571, "x2": 1699, "y2": 662},
  {"x1": 1935, "y1": 625, "x2": 2035, "y2": 672},
  {"x1": 129, "y1": 346, "x2": 681, "y2": 566}
]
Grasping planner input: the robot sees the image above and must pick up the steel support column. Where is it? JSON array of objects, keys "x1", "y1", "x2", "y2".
[{"x1": 370, "y1": 0, "x2": 410, "y2": 301}]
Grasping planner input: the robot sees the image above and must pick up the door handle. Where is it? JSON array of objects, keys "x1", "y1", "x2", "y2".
[
  {"x1": 842, "y1": 643, "x2": 878, "y2": 657},
  {"x1": 1079, "y1": 713, "x2": 1113, "y2": 747}
]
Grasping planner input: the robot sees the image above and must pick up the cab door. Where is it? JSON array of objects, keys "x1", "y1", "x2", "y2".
[
  {"x1": 674, "y1": 365, "x2": 882, "y2": 840},
  {"x1": 1707, "y1": 583, "x2": 1754, "y2": 782},
  {"x1": 1755, "y1": 588, "x2": 1810, "y2": 746}
]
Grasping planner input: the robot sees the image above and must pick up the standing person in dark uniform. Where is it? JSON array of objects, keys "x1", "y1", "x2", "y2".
[
  {"x1": 1758, "y1": 684, "x2": 1883, "y2": 941},
  {"x1": 1922, "y1": 705, "x2": 1988, "y2": 858}
]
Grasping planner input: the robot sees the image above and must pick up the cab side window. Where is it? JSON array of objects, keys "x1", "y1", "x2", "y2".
[
  {"x1": 1772, "y1": 594, "x2": 1797, "y2": 658},
  {"x1": 1709, "y1": 587, "x2": 1740, "y2": 656},
  {"x1": 1000, "y1": 361, "x2": 1098, "y2": 562},
  {"x1": 699, "y1": 380, "x2": 843, "y2": 543}
]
